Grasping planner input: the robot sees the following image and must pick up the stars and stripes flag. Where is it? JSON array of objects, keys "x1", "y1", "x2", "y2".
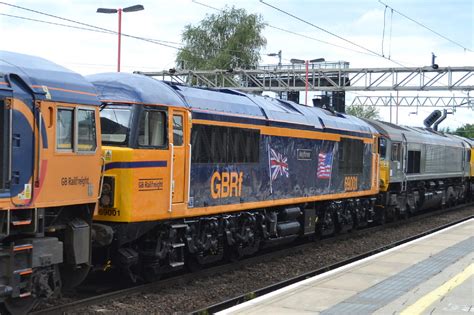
[
  {"x1": 270, "y1": 147, "x2": 289, "y2": 181},
  {"x1": 317, "y1": 151, "x2": 334, "y2": 179}
]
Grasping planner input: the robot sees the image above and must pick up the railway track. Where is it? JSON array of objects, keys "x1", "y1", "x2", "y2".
[
  {"x1": 193, "y1": 205, "x2": 474, "y2": 314},
  {"x1": 30, "y1": 202, "x2": 473, "y2": 315}
]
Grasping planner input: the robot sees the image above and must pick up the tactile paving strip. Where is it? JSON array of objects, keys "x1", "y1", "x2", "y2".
[{"x1": 320, "y1": 236, "x2": 474, "y2": 315}]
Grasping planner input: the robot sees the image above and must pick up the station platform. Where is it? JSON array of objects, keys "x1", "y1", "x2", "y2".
[{"x1": 219, "y1": 219, "x2": 473, "y2": 315}]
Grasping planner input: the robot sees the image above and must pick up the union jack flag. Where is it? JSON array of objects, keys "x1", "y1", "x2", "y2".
[
  {"x1": 270, "y1": 148, "x2": 289, "y2": 181},
  {"x1": 317, "y1": 151, "x2": 334, "y2": 179}
]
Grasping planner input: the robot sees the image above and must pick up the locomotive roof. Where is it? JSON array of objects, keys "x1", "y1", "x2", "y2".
[
  {"x1": 169, "y1": 83, "x2": 377, "y2": 137},
  {"x1": 86, "y1": 72, "x2": 187, "y2": 107},
  {"x1": 88, "y1": 72, "x2": 376, "y2": 137},
  {"x1": 367, "y1": 119, "x2": 466, "y2": 148},
  {"x1": 447, "y1": 134, "x2": 474, "y2": 148},
  {"x1": 0, "y1": 51, "x2": 99, "y2": 106}
]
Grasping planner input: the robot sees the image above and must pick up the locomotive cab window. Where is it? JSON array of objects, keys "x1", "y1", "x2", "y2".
[
  {"x1": 391, "y1": 142, "x2": 401, "y2": 162},
  {"x1": 173, "y1": 115, "x2": 183, "y2": 146},
  {"x1": 57, "y1": 108, "x2": 73, "y2": 150},
  {"x1": 138, "y1": 110, "x2": 166, "y2": 148},
  {"x1": 378, "y1": 137, "x2": 387, "y2": 160},
  {"x1": 78, "y1": 109, "x2": 97, "y2": 152},
  {"x1": 100, "y1": 108, "x2": 131, "y2": 146}
]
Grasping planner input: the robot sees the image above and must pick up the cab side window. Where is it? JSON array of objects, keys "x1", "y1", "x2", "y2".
[
  {"x1": 391, "y1": 143, "x2": 401, "y2": 162},
  {"x1": 56, "y1": 107, "x2": 97, "y2": 153},
  {"x1": 379, "y1": 137, "x2": 387, "y2": 160},
  {"x1": 57, "y1": 108, "x2": 73, "y2": 150},
  {"x1": 173, "y1": 115, "x2": 183, "y2": 146},
  {"x1": 138, "y1": 111, "x2": 166, "y2": 147}
]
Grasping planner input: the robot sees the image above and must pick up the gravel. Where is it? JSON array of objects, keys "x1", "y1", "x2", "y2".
[{"x1": 54, "y1": 206, "x2": 473, "y2": 314}]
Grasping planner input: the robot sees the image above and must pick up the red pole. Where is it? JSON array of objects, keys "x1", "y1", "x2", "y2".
[
  {"x1": 305, "y1": 60, "x2": 309, "y2": 105},
  {"x1": 117, "y1": 8, "x2": 122, "y2": 72}
]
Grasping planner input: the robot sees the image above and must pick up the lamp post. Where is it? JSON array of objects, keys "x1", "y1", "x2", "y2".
[
  {"x1": 267, "y1": 50, "x2": 282, "y2": 68},
  {"x1": 97, "y1": 4, "x2": 144, "y2": 72},
  {"x1": 290, "y1": 58, "x2": 325, "y2": 105}
]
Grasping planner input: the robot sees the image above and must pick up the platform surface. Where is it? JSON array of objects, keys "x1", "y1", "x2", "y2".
[{"x1": 219, "y1": 218, "x2": 474, "y2": 315}]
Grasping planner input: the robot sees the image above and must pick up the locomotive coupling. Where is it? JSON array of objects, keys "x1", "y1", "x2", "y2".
[{"x1": 91, "y1": 223, "x2": 114, "y2": 247}]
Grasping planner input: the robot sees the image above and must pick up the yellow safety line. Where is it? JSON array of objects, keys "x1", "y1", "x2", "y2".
[{"x1": 400, "y1": 263, "x2": 474, "y2": 315}]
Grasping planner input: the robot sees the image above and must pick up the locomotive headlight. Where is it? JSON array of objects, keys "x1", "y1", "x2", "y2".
[
  {"x1": 100, "y1": 194, "x2": 111, "y2": 208},
  {"x1": 99, "y1": 177, "x2": 115, "y2": 208}
]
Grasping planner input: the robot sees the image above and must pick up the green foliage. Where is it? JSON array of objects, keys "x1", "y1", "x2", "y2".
[
  {"x1": 345, "y1": 105, "x2": 380, "y2": 120},
  {"x1": 453, "y1": 123, "x2": 474, "y2": 138},
  {"x1": 176, "y1": 6, "x2": 266, "y2": 70}
]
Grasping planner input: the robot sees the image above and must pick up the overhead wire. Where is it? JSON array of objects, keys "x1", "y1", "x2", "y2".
[
  {"x1": 1, "y1": 0, "x2": 470, "y2": 104},
  {"x1": 0, "y1": 2, "x2": 183, "y2": 48},
  {"x1": 192, "y1": 0, "x2": 379, "y2": 57},
  {"x1": 0, "y1": 2, "x2": 252, "y2": 68},
  {"x1": 192, "y1": 0, "x2": 472, "y2": 110},
  {"x1": 258, "y1": 0, "x2": 470, "y2": 97},
  {"x1": 190, "y1": 1, "x2": 474, "y2": 123},
  {"x1": 381, "y1": 5, "x2": 387, "y2": 57},
  {"x1": 259, "y1": 0, "x2": 382, "y2": 58},
  {"x1": 266, "y1": 25, "x2": 374, "y2": 57},
  {"x1": 378, "y1": 0, "x2": 473, "y2": 52},
  {"x1": 0, "y1": 13, "x2": 116, "y2": 34},
  {"x1": 0, "y1": 11, "x2": 251, "y2": 69},
  {"x1": 388, "y1": 8, "x2": 393, "y2": 59}
]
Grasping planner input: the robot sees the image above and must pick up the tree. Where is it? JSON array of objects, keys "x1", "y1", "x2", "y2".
[
  {"x1": 176, "y1": 7, "x2": 266, "y2": 70},
  {"x1": 453, "y1": 123, "x2": 474, "y2": 138},
  {"x1": 345, "y1": 105, "x2": 380, "y2": 120}
]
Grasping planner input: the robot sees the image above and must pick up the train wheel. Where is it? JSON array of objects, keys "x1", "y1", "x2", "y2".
[
  {"x1": 142, "y1": 263, "x2": 162, "y2": 283},
  {"x1": 59, "y1": 264, "x2": 90, "y2": 291},
  {"x1": 320, "y1": 209, "x2": 335, "y2": 236},
  {"x1": 186, "y1": 256, "x2": 203, "y2": 272},
  {"x1": 227, "y1": 245, "x2": 243, "y2": 262},
  {"x1": 1, "y1": 296, "x2": 37, "y2": 315}
]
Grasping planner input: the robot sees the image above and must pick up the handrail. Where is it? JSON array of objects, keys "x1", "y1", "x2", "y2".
[
  {"x1": 36, "y1": 108, "x2": 43, "y2": 185},
  {"x1": 169, "y1": 144, "x2": 174, "y2": 213},
  {"x1": 97, "y1": 156, "x2": 106, "y2": 200},
  {"x1": 187, "y1": 144, "x2": 192, "y2": 205}
]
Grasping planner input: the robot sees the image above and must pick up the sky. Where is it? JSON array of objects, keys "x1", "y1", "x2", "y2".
[{"x1": 0, "y1": 0, "x2": 473, "y2": 129}]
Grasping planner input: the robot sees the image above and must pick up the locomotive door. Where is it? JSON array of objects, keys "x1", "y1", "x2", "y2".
[
  {"x1": 171, "y1": 109, "x2": 187, "y2": 204},
  {"x1": 9, "y1": 96, "x2": 36, "y2": 205},
  {"x1": 0, "y1": 95, "x2": 11, "y2": 195}
]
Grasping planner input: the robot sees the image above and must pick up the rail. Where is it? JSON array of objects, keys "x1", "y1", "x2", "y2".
[{"x1": 30, "y1": 202, "x2": 473, "y2": 315}]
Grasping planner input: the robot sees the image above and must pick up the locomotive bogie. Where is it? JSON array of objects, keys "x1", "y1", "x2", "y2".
[{"x1": 92, "y1": 196, "x2": 378, "y2": 282}]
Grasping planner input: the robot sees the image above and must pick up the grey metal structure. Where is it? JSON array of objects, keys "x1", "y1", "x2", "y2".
[
  {"x1": 351, "y1": 95, "x2": 473, "y2": 109},
  {"x1": 136, "y1": 66, "x2": 474, "y2": 93}
]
